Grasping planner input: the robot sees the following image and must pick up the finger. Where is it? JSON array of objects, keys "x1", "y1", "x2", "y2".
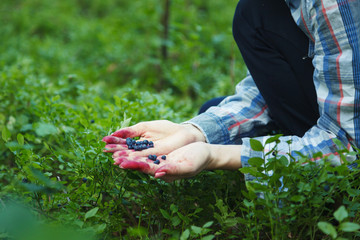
[
  {"x1": 103, "y1": 144, "x2": 127, "y2": 152},
  {"x1": 102, "y1": 136, "x2": 126, "y2": 144},
  {"x1": 154, "y1": 164, "x2": 178, "y2": 179},
  {"x1": 154, "y1": 171, "x2": 166, "y2": 178},
  {"x1": 119, "y1": 160, "x2": 151, "y2": 172},
  {"x1": 154, "y1": 162, "x2": 194, "y2": 179},
  {"x1": 114, "y1": 157, "x2": 127, "y2": 165}
]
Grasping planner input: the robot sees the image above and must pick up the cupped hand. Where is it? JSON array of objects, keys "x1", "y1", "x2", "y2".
[
  {"x1": 112, "y1": 142, "x2": 214, "y2": 182},
  {"x1": 102, "y1": 120, "x2": 205, "y2": 158}
]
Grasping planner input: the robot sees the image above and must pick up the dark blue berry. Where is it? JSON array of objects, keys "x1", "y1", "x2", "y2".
[
  {"x1": 161, "y1": 155, "x2": 166, "y2": 160},
  {"x1": 22, "y1": 178, "x2": 29, "y2": 183},
  {"x1": 109, "y1": 211, "x2": 113, "y2": 215},
  {"x1": 154, "y1": 160, "x2": 160, "y2": 165},
  {"x1": 58, "y1": 204, "x2": 62, "y2": 208},
  {"x1": 82, "y1": 177, "x2": 88, "y2": 183},
  {"x1": 324, "y1": 185, "x2": 330, "y2": 192},
  {"x1": 143, "y1": 140, "x2": 149, "y2": 144},
  {"x1": 126, "y1": 138, "x2": 132, "y2": 145},
  {"x1": 90, "y1": 120, "x2": 95, "y2": 124}
]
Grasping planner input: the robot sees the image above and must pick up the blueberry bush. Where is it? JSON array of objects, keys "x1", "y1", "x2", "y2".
[{"x1": 0, "y1": 0, "x2": 359, "y2": 239}]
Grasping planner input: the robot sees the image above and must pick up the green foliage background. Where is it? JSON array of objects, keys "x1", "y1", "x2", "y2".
[{"x1": 0, "y1": 0, "x2": 359, "y2": 239}]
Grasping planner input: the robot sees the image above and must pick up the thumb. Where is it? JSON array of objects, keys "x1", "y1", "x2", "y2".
[{"x1": 154, "y1": 163, "x2": 179, "y2": 177}]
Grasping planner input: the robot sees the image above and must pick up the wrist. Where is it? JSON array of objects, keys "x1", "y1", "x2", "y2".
[
  {"x1": 206, "y1": 144, "x2": 242, "y2": 170},
  {"x1": 182, "y1": 123, "x2": 206, "y2": 143}
]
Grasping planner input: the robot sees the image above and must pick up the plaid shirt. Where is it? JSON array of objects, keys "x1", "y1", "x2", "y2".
[{"x1": 186, "y1": 0, "x2": 359, "y2": 176}]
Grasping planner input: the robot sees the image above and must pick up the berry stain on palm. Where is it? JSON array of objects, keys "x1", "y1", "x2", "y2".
[{"x1": 112, "y1": 150, "x2": 129, "y2": 158}]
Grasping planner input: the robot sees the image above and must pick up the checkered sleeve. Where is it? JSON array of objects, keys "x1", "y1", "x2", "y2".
[{"x1": 184, "y1": 73, "x2": 272, "y2": 144}]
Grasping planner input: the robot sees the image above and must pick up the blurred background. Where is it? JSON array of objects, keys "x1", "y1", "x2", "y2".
[{"x1": 0, "y1": 0, "x2": 245, "y2": 108}]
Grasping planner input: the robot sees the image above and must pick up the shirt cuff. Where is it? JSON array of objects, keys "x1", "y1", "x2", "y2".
[{"x1": 183, "y1": 112, "x2": 231, "y2": 144}]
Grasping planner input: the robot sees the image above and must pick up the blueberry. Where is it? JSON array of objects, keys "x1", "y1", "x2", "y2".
[
  {"x1": 90, "y1": 120, "x2": 95, "y2": 124},
  {"x1": 143, "y1": 140, "x2": 149, "y2": 144},
  {"x1": 126, "y1": 138, "x2": 132, "y2": 145},
  {"x1": 82, "y1": 177, "x2": 88, "y2": 183},
  {"x1": 22, "y1": 178, "x2": 29, "y2": 183},
  {"x1": 161, "y1": 155, "x2": 166, "y2": 160},
  {"x1": 109, "y1": 211, "x2": 113, "y2": 215},
  {"x1": 58, "y1": 204, "x2": 62, "y2": 208},
  {"x1": 154, "y1": 160, "x2": 160, "y2": 165},
  {"x1": 324, "y1": 185, "x2": 330, "y2": 192}
]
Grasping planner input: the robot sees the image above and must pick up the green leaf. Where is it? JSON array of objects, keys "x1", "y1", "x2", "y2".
[
  {"x1": 339, "y1": 222, "x2": 360, "y2": 232},
  {"x1": 346, "y1": 188, "x2": 360, "y2": 197},
  {"x1": 171, "y1": 216, "x2": 181, "y2": 227},
  {"x1": 180, "y1": 229, "x2": 190, "y2": 240},
  {"x1": 290, "y1": 195, "x2": 306, "y2": 202},
  {"x1": 52, "y1": 95, "x2": 60, "y2": 102},
  {"x1": 84, "y1": 207, "x2": 99, "y2": 220},
  {"x1": 95, "y1": 223, "x2": 107, "y2": 233},
  {"x1": 334, "y1": 206, "x2": 348, "y2": 222},
  {"x1": 79, "y1": 118, "x2": 89, "y2": 128},
  {"x1": 17, "y1": 133, "x2": 24, "y2": 145},
  {"x1": 160, "y1": 209, "x2": 171, "y2": 219},
  {"x1": 248, "y1": 157, "x2": 264, "y2": 167},
  {"x1": 278, "y1": 156, "x2": 289, "y2": 166},
  {"x1": 121, "y1": 114, "x2": 132, "y2": 128},
  {"x1": 318, "y1": 221, "x2": 337, "y2": 239},
  {"x1": 250, "y1": 139, "x2": 264, "y2": 151},
  {"x1": 202, "y1": 221, "x2": 213, "y2": 228},
  {"x1": 201, "y1": 235, "x2": 215, "y2": 240},
  {"x1": 170, "y1": 204, "x2": 178, "y2": 213},
  {"x1": 35, "y1": 122, "x2": 57, "y2": 137},
  {"x1": 239, "y1": 167, "x2": 264, "y2": 177},
  {"x1": 191, "y1": 226, "x2": 202, "y2": 235},
  {"x1": 2, "y1": 126, "x2": 11, "y2": 142},
  {"x1": 265, "y1": 135, "x2": 281, "y2": 144}
]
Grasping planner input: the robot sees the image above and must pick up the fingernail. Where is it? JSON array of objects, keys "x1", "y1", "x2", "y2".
[{"x1": 155, "y1": 172, "x2": 166, "y2": 178}]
